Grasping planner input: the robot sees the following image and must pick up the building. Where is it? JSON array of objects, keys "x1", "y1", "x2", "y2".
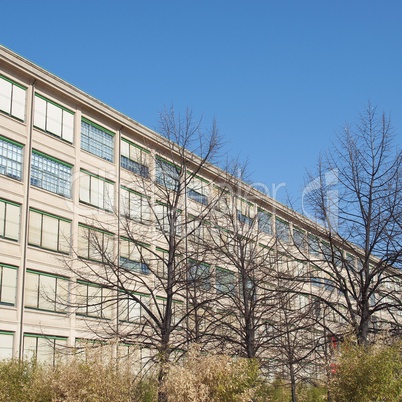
[{"x1": 0, "y1": 46, "x2": 399, "y2": 376}]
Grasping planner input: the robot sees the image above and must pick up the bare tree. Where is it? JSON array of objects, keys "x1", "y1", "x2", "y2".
[
  {"x1": 66, "y1": 107, "x2": 223, "y2": 402},
  {"x1": 296, "y1": 103, "x2": 402, "y2": 344}
]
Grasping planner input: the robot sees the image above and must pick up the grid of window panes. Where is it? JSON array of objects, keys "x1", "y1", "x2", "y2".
[
  {"x1": 121, "y1": 138, "x2": 149, "y2": 177},
  {"x1": 0, "y1": 199, "x2": 20, "y2": 241},
  {"x1": 81, "y1": 119, "x2": 114, "y2": 162},
  {"x1": 31, "y1": 152, "x2": 71, "y2": 197},
  {"x1": 0, "y1": 75, "x2": 26, "y2": 121},
  {"x1": 0, "y1": 264, "x2": 17, "y2": 305},
  {"x1": 155, "y1": 158, "x2": 179, "y2": 190},
  {"x1": 216, "y1": 267, "x2": 235, "y2": 294},
  {"x1": 120, "y1": 238, "x2": 150, "y2": 275},
  {"x1": 257, "y1": 210, "x2": 272, "y2": 234},
  {"x1": 0, "y1": 136, "x2": 23, "y2": 180}
]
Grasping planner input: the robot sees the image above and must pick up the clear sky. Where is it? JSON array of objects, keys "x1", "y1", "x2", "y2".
[{"x1": 1, "y1": 0, "x2": 402, "y2": 208}]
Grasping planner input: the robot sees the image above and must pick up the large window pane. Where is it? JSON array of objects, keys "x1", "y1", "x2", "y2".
[
  {"x1": 0, "y1": 136, "x2": 23, "y2": 180},
  {"x1": 81, "y1": 119, "x2": 114, "y2": 162},
  {"x1": 31, "y1": 151, "x2": 72, "y2": 198}
]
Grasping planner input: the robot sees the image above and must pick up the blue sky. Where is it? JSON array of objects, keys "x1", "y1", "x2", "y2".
[{"x1": 2, "y1": 0, "x2": 402, "y2": 207}]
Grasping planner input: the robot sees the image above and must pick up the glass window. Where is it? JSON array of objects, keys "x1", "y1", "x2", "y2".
[
  {"x1": 0, "y1": 135, "x2": 23, "y2": 180},
  {"x1": 188, "y1": 176, "x2": 208, "y2": 205},
  {"x1": 81, "y1": 119, "x2": 114, "y2": 162},
  {"x1": 155, "y1": 157, "x2": 180, "y2": 190},
  {"x1": 188, "y1": 261, "x2": 211, "y2": 291},
  {"x1": 75, "y1": 281, "x2": 113, "y2": 319},
  {"x1": 119, "y1": 292, "x2": 148, "y2": 323},
  {"x1": 257, "y1": 210, "x2": 272, "y2": 235},
  {"x1": 308, "y1": 235, "x2": 320, "y2": 256},
  {"x1": 293, "y1": 227, "x2": 306, "y2": 249},
  {"x1": 0, "y1": 199, "x2": 20, "y2": 241},
  {"x1": 78, "y1": 224, "x2": 114, "y2": 262},
  {"x1": 155, "y1": 247, "x2": 169, "y2": 279},
  {"x1": 31, "y1": 151, "x2": 72, "y2": 198},
  {"x1": 237, "y1": 198, "x2": 254, "y2": 226},
  {"x1": 23, "y1": 334, "x2": 67, "y2": 365},
  {"x1": 120, "y1": 238, "x2": 150, "y2": 275},
  {"x1": 0, "y1": 332, "x2": 13, "y2": 360},
  {"x1": 155, "y1": 203, "x2": 181, "y2": 235},
  {"x1": 0, "y1": 74, "x2": 26, "y2": 121},
  {"x1": 79, "y1": 170, "x2": 114, "y2": 211},
  {"x1": 120, "y1": 187, "x2": 149, "y2": 224},
  {"x1": 0, "y1": 264, "x2": 17, "y2": 305},
  {"x1": 28, "y1": 209, "x2": 71, "y2": 254},
  {"x1": 25, "y1": 270, "x2": 68, "y2": 312},
  {"x1": 121, "y1": 138, "x2": 149, "y2": 177},
  {"x1": 34, "y1": 94, "x2": 74, "y2": 142},
  {"x1": 276, "y1": 217, "x2": 290, "y2": 243},
  {"x1": 216, "y1": 267, "x2": 235, "y2": 294}
]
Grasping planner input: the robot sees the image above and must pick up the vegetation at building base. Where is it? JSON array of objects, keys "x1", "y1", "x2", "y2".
[{"x1": 330, "y1": 338, "x2": 402, "y2": 402}]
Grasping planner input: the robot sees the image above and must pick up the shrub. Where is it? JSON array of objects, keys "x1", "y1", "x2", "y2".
[
  {"x1": 330, "y1": 339, "x2": 402, "y2": 402},
  {"x1": 161, "y1": 345, "x2": 260, "y2": 402}
]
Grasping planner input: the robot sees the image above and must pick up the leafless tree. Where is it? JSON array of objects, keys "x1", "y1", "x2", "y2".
[
  {"x1": 65, "y1": 107, "x2": 223, "y2": 402},
  {"x1": 295, "y1": 103, "x2": 402, "y2": 344}
]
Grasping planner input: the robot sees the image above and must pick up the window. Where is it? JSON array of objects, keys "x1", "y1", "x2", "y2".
[
  {"x1": 188, "y1": 261, "x2": 211, "y2": 291},
  {"x1": 31, "y1": 151, "x2": 72, "y2": 198},
  {"x1": 188, "y1": 176, "x2": 208, "y2": 205},
  {"x1": 120, "y1": 187, "x2": 150, "y2": 224},
  {"x1": 155, "y1": 157, "x2": 180, "y2": 190},
  {"x1": 156, "y1": 247, "x2": 169, "y2": 279},
  {"x1": 80, "y1": 170, "x2": 114, "y2": 211},
  {"x1": 28, "y1": 209, "x2": 71, "y2": 254},
  {"x1": 276, "y1": 217, "x2": 290, "y2": 243},
  {"x1": 155, "y1": 202, "x2": 181, "y2": 235},
  {"x1": 120, "y1": 238, "x2": 150, "y2": 274},
  {"x1": 308, "y1": 235, "x2": 320, "y2": 256},
  {"x1": 25, "y1": 270, "x2": 68, "y2": 313},
  {"x1": 216, "y1": 267, "x2": 236, "y2": 294},
  {"x1": 121, "y1": 138, "x2": 149, "y2": 177},
  {"x1": 119, "y1": 292, "x2": 148, "y2": 323},
  {"x1": 0, "y1": 332, "x2": 14, "y2": 360},
  {"x1": 0, "y1": 74, "x2": 26, "y2": 121},
  {"x1": 237, "y1": 198, "x2": 254, "y2": 226},
  {"x1": 34, "y1": 94, "x2": 74, "y2": 142},
  {"x1": 23, "y1": 334, "x2": 67, "y2": 365},
  {"x1": 0, "y1": 199, "x2": 20, "y2": 241},
  {"x1": 76, "y1": 281, "x2": 113, "y2": 319},
  {"x1": 156, "y1": 297, "x2": 183, "y2": 325},
  {"x1": 78, "y1": 224, "x2": 114, "y2": 262},
  {"x1": 257, "y1": 209, "x2": 272, "y2": 235},
  {"x1": 0, "y1": 264, "x2": 17, "y2": 305},
  {"x1": 81, "y1": 118, "x2": 114, "y2": 162},
  {"x1": 293, "y1": 227, "x2": 306, "y2": 249},
  {"x1": 0, "y1": 135, "x2": 23, "y2": 180}
]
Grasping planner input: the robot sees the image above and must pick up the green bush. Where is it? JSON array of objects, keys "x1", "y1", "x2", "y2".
[{"x1": 330, "y1": 339, "x2": 402, "y2": 402}]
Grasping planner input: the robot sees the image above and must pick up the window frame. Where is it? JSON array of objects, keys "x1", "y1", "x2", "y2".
[
  {"x1": 0, "y1": 74, "x2": 26, "y2": 121},
  {"x1": 81, "y1": 118, "x2": 114, "y2": 162},
  {"x1": 25, "y1": 269, "x2": 69, "y2": 313},
  {"x1": 30, "y1": 150, "x2": 72, "y2": 198},
  {"x1": 79, "y1": 169, "x2": 115, "y2": 211},
  {"x1": 120, "y1": 138, "x2": 149, "y2": 177},
  {"x1": 78, "y1": 224, "x2": 114, "y2": 263},
  {"x1": 28, "y1": 208, "x2": 71, "y2": 254},
  {"x1": 0, "y1": 198, "x2": 20, "y2": 241},
  {"x1": 0, "y1": 264, "x2": 17, "y2": 306},
  {"x1": 33, "y1": 93, "x2": 74, "y2": 143},
  {"x1": 0, "y1": 135, "x2": 23, "y2": 181}
]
